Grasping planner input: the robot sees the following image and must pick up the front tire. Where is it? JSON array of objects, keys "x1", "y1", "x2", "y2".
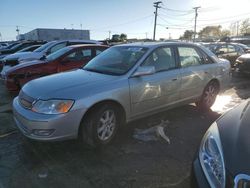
[
  {"x1": 80, "y1": 104, "x2": 120, "y2": 148},
  {"x1": 196, "y1": 81, "x2": 219, "y2": 110}
]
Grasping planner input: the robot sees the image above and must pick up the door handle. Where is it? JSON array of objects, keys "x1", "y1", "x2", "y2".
[
  {"x1": 204, "y1": 71, "x2": 208, "y2": 74},
  {"x1": 172, "y1": 78, "x2": 178, "y2": 81}
]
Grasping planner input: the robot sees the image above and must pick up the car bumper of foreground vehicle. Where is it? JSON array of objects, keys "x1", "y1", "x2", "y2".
[
  {"x1": 191, "y1": 157, "x2": 211, "y2": 188},
  {"x1": 13, "y1": 97, "x2": 86, "y2": 141}
]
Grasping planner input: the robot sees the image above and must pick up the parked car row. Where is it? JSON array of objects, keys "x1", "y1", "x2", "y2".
[
  {"x1": 2, "y1": 44, "x2": 108, "y2": 91},
  {"x1": 203, "y1": 42, "x2": 250, "y2": 76},
  {"x1": 0, "y1": 40, "x2": 107, "y2": 91},
  {"x1": 0, "y1": 40, "x2": 47, "y2": 59},
  {"x1": 0, "y1": 40, "x2": 103, "y2": 71}
]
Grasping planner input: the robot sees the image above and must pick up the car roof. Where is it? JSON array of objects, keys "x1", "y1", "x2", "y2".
[
  {"x1": 115, "y1": 41, "x2": 198, "y2": 48},
  {"x1": 67, "y1": 44, "x2": 108, "y2": 48},
  {"x1": 49, "y1": 39, "x2": 102, "y2": 44}
]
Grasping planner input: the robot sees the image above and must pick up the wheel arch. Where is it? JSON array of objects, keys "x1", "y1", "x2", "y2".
[
  {"x1": 207, "y1": 78, "x2": 220, "y2": 91},
  {"x1": 78, "y1": 99, "x2": 127, "y2": 137}
]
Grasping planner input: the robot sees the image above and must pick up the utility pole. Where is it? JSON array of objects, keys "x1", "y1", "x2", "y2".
[
  {"x1": 193, "y1": 6, "x2": 201, "y2": 42},
  {"x1": 108, "y1": 30, "x2": 111, "y2": 40},
  {"x1": 145, "y1": 32, "x2": 148, "y2": 39},
  {"x1": 153, "y1": 1, "x2": 162, "y2": 41},
  {"x1": 16, "y1": 26, "x2": 20, "y2": 36}
]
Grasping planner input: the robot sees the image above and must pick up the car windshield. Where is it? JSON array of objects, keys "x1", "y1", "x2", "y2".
[
  {"x1": 46, "y1": 46, "x2": 71, "y2": 61},
  {"x1": 6, "y1": 43, "x2": 19, "y2": 49},
  {"x1": 200, "y1": 45, "x2": 220, "y2": 62},
  {"x1": 237, "y1": 43, "x2": 249, "y2": 50},
  {"x1": 9, "y1": 43, "x2": 23, "y2": 50},
  {"x1": 83, "y1": 46, "x2": 148, "y2": 75},
  {"x1": 34, "y1": 41, "x2": 56, "y2": 52},
  {"x1": 17, "y1": 45, "x2": 39, "y2": 52}
]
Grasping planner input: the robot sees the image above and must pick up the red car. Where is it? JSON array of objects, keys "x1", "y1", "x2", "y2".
[{"x1": 1, "y1": 44, "x2": 108, "y2": 92}]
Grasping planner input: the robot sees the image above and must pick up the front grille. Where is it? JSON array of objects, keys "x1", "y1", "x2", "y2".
[
  {"x1": 234, "y1": 174, "x2": 250, "y2": 188},
  {"x1": 18, "y1": 90, "x2": 35, "y2": 109}
]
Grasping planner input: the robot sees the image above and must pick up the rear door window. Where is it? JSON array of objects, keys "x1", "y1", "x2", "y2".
[{"x1": 178, "y1": 47, "x2": 202, "y2": 67}]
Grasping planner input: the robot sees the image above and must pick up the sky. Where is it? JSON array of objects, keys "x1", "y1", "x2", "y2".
[{"x1": 0, "y1": 0, "x2": 250, "y2": 41}]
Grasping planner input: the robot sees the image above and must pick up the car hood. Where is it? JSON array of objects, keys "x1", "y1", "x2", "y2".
[
  {"x1": 3, "y1": 52, "x2": 33, "y2": 61},
  {"x1": 5, "y1": 60, "x2": 46, "y2": 75},
  {"x1": 22, "y1": 69, "x2": 119, "y2": 100},
  {"x1": 14, "y1": 52, "x2": 44, "y2": 61},
  {"x1": 0, "y1": 54, "x2": 8, "y2": 60},
  {"x1": 239, "y1": 53, "x2": 250, "y2": 59},
  {"x1": 217, "y1": 100, "x2": 250, "y2": 176}
]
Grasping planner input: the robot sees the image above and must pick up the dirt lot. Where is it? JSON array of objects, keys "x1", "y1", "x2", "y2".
[{"x1": 0, "y1": 76, "x2": 250, "y2": 188}]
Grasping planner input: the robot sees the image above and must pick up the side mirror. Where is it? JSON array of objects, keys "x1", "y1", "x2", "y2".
[{"x1": 132, "y1": 66, "x2": 155, "y2": 77}]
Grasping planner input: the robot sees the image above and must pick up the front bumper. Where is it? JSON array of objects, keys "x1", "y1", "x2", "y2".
[
  {"x1": 191, "y1": 157, "x2": 210, "y2": 188},
  {"x1": 234, "y1": 60, "x2": 250, "y2": 74},
  {"x1": 13, "y1": 97, "x2": 86, "y2": 141}
]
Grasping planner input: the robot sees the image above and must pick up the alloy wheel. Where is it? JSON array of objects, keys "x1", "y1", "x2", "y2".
[
  {"x1": 204, "y1": 85, "x2": 217, "y2": 107},
  {"x1": 97, "y1": 110, "x2": 116, "y2": 141}
]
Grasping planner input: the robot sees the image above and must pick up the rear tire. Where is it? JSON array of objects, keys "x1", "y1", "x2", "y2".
[
  {"x1": 196, "y1": 81, "x2": 219, "y2": 110},
  {"x1": 80, "y1": 104, "x2": 120, "y2": 148}
]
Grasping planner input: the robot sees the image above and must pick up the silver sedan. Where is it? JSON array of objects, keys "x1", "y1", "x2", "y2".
[{"x1": 13, "y1": 42, "x2": 231, "y2": 147}]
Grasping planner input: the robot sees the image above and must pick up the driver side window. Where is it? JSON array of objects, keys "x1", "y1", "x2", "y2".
[
  {"x1": 142, "y1": 47, "x2": 176, "y2": 72},
  {"x1": 64, "y1": 50, "x2": 84, "y2": 61}
]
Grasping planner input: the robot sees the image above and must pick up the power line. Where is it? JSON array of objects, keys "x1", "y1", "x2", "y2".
[
  {"x1": 158, "y1": 15, "x2": 194, "y2": 26},
  {"x1": 90, "y1": 14, "x2": 153, "y2": 31},
  {"x1": 157, "y1": 24, "x2": 192, "y2": 29},
  {"x1": 158, "y1": 12, "x2": 193, "y2": 21},
  {"x1": 161, "y1": 6, "x2": 192, "y2": 13},
  {"x1": 160, "y1": 8, "x2": 194, "y2": 16},
  {"x1": 197, "y1": 12, "x2": 250, "y2": 21}
]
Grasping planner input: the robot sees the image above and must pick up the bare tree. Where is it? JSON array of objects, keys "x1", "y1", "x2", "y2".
[{"x1": 240, "y1": 18, "x2": 250, "y2": 35}]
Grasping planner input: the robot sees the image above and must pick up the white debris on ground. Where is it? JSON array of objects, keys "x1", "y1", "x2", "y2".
[
  {"x1": 38, "y1": 168, "x2": 48, "y2": 179},
  {"x1": 133, "y1": 120, "x2": 170, "y2": 144}
]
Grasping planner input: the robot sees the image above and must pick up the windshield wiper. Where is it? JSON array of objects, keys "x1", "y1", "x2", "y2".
[
  {"x1": 83, "y1": 68, "x2": 118, "y2": 75},
  {"x1": 83, "y1": 68, "x2": 106, "y2": 74}
]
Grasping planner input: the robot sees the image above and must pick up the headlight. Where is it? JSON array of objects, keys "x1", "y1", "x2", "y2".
[
  {"x1": 199, "y1": 122, "x2": 225, "y2": 188},
  {"x1": 31, "y1": 99, "x2": 74, "y2": 114}
]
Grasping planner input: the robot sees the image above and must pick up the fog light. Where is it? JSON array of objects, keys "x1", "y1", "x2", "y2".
[{"x1": 32, "y1": 129, "x2": 55, "y2": 136}]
